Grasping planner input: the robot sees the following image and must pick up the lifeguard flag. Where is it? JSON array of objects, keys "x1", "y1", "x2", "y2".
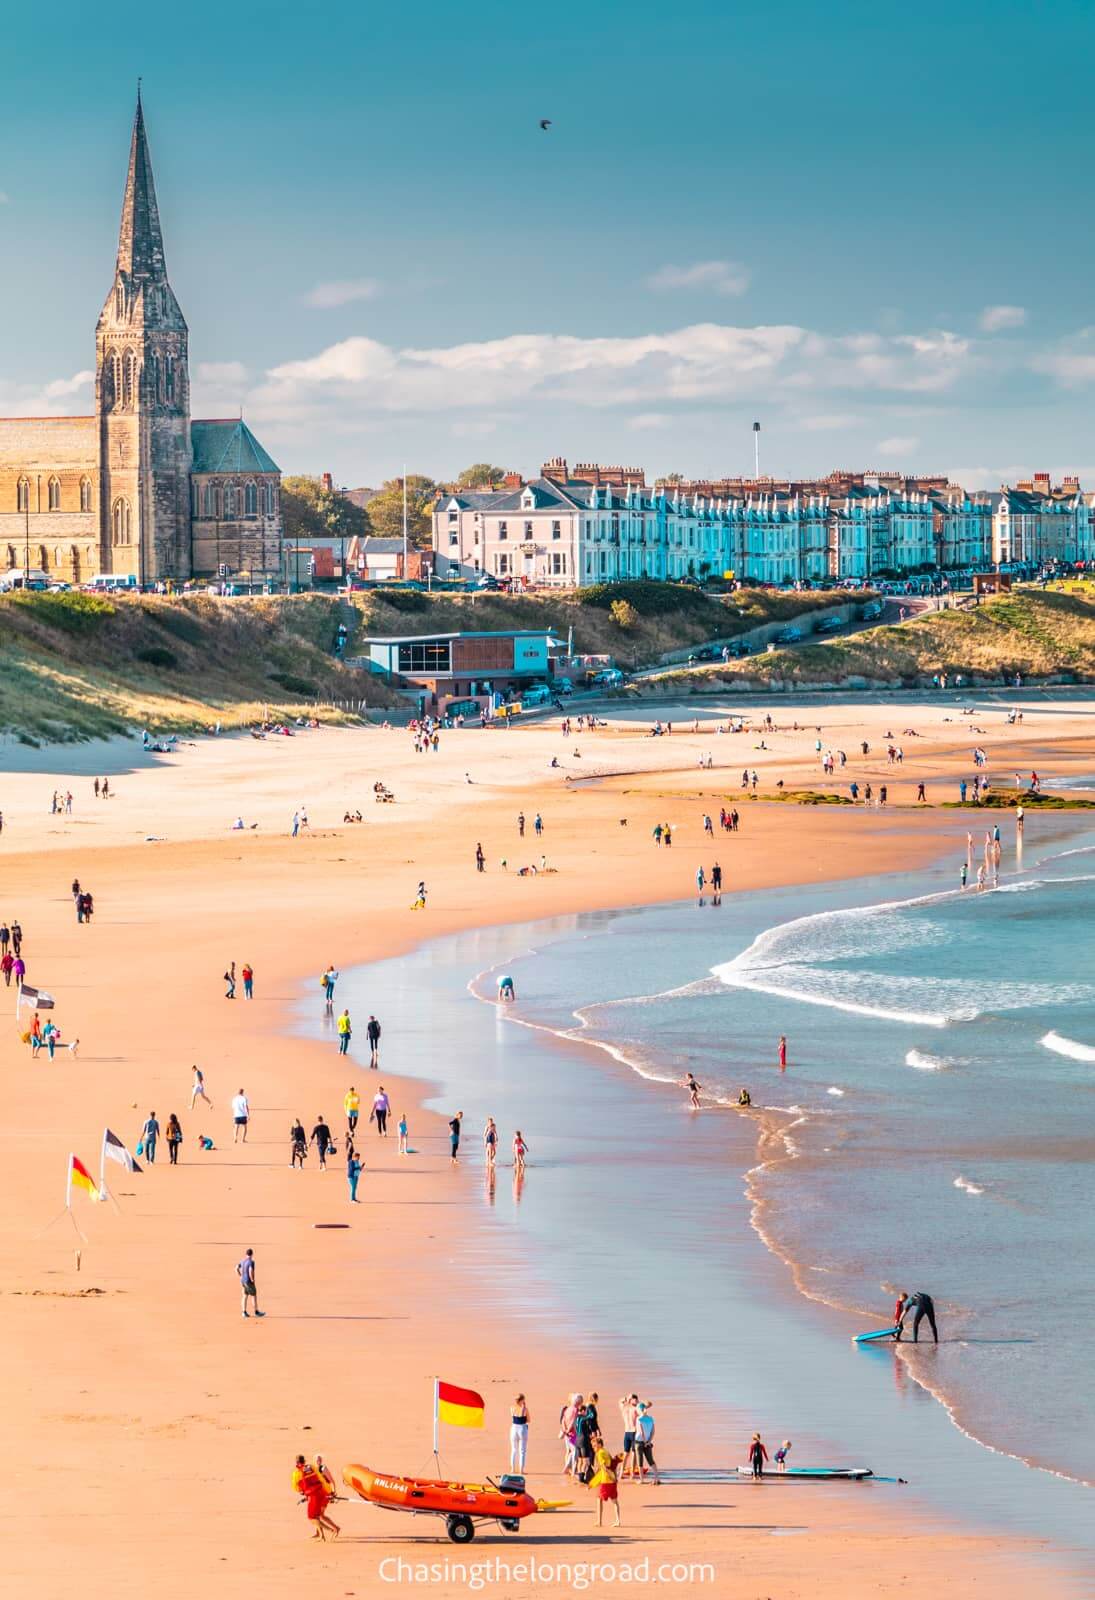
[
  {"x1": 436, "y1": 1381, "x2": 485, "y2": 1429},
  {"x1": 68, "y1": 1154, "x2": 102, "y2": 1203}
]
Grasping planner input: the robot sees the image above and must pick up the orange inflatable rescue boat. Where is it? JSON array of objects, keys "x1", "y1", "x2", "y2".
[{"x1": 343, "y1": 1464, "x2": 569, "y2": 1543}]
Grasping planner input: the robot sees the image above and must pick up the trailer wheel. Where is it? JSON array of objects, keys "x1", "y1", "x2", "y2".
[{"x1": 446, "y1": 1515, "x2": 475, "y2": 1544}]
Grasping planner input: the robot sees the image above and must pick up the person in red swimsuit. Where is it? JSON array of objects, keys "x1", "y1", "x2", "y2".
[{"x1": 293, "y1": 1457, "x2": 340, "y2": 1540}]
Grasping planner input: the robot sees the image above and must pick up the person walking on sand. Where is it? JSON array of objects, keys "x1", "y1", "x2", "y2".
[
  {"x1": 371, "y1": 1086, "x2": 390, "y2": 1137},
  {"x1": 398, "y1": 1112, "x2": 409, "y2": 1155},
  {"x1": 748, "y1": 1432, "x2": 768, "y2": 1479},
  {"x1": 224, "y1": 962, "x2": 236, "y2": 999},
  {"x1": 165, "y1": 1113, "x2": 183, "y2": 1165},
  {"x1": 141, "y1": 1111, "x2": 160, "y2": 1164},
  {"x1": 367, "y1": 1014, "x2": 381, "y2": 1066},
  {"x1": 510, "y1": 1394, "x2": 530, "y2": 1472},
  {"x1": 346, "y1": 1142, "x2": 363, "y2": 1203},
  {"x1": 475, "y1": 841, "x2": 485, "y2": 873},
  {"x1": 237, "y1": 1248, "x2": 264, "y2": 1318},
  {"x1": 512, "y1": 1130, "x2": 528, "y2": 1172},
  {"x1": 337, "y1": 1008, "x2": 352, "y2": 1055},
  {"x1": 591, "y1": 1447, "x2": 622, "y2": 1528},
  {"x1": 778, "y1": 1035, "x2": 787, "y2": 1071},
  {"x1": 449, "y1": 1110, "x2": 463, "y2": 1165},
  {"x1": 484, "y1": 1116, "x2": 498, "y2": 1166},
  {"x1": 242, "y1": 962, "x2": 254, "y2": 1000},
  {"x1": 294, "y1": 1457, "x2": 338, "y2": 1540},
  {"x1": 190, "y1": 1065, "x2": 213, "y2": 1110},
  {"x1": 684, "y1": 1072, "x2": 701, "y2": 1108},
  {"x1": 232, "y1": 1087, "x2": 250, "y2": 1143},
  {"x1": 310, "y1": 1115, "x2": 333, "y2": 1170},
  {"x1": 636, "y1": 1402, "x2": 659, "y2": 1484},
  {"x1": 344, "y1": 1085, "x2": 360, "y2": 1135},
  {"x1": 322, "y1": 965, "x2": 338, "y2": 1007},
  {"x1": 290, "y1": 1118, "x2": 307, "y2": 1168},
  {"x1": 291, "y1": 811, "x2": 300, "y2": 838}
]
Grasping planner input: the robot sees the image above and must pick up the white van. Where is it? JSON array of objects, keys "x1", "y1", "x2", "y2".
[
  {"x1": 85, "y1": 573, "x2": 138, "y2": 592},
  {"x1": 0, "y1": 568, "x2": 49, "y2": 592}
]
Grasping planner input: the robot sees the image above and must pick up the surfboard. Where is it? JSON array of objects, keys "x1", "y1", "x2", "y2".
[
  {"x1": 853, "y1": 1324, "x2": 900, "y2": 1344},
  {"x1": 736, "y1": 1467, "x2": 874, "y2": 1480}
]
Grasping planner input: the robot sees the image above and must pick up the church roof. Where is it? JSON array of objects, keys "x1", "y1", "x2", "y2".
[
  {"x1": 116, "y1": 90, "x2": 168, "y2": 283},
  {"x1": 191, "y1": 419, "x2": 281, "y2": 475}
]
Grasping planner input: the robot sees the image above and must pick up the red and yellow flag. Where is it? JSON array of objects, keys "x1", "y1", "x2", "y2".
[
  {"x1": 436, "y1": 1380, "x2": 485, "y2": 1429},
  {"x1": 68, "y1": 1154, "x2": 102, "y2": 1204}
]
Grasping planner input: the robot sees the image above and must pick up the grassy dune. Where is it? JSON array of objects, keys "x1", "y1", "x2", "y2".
[
  {"x1": 0, "y1": 591, "x2": 396, "y2": 742},
  {"x1": 650, "y1": 589, "x2": 1095, "y2": 691}
]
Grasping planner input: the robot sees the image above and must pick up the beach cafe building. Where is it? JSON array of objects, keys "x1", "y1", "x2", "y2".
[{"x1": 360, "y1": 628, "x2": 563, "y2": 714}]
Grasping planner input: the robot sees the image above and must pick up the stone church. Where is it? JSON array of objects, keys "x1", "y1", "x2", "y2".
[{"x1": 0, "y1": 94, "x2": 283, "y2": 584}]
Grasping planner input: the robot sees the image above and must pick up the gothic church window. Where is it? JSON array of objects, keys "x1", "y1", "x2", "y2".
[
  {"x1": 38, "y1": 545, "x2": 48, "y2": 571},
  {"x1": 80, "y1": 478, "x2": 93, "y2": 512},
  {"x1": 165, "y1": 357, "x2": 175, "y2": 403},
  {"x1": 264, "y1": 481, "x2": 276, "y2": 516},
  {"x1": 48, "y1": 477, "x2": 61, "y2": 511},
  {"x1": 123, "y1": 351, "x2": 137, "y2": 408},
  {"x1": 224, "y1": 484, "x2": 237, "y2": 519},
  {"x1": 112, "y1": 354, "x2": 122, "y2": 410},
  {"x1": 203, "y1": 483, "x2": 216, "y2": 517},
  {"x1": 16, "y1": 478, "x2": 29, "y2": 513},
  {"x1": 111, "y1": 498, "x2": 131, "y2": 546},
  {"x1": 244, "y1": 481, "x2": 257, "y2": 518}
]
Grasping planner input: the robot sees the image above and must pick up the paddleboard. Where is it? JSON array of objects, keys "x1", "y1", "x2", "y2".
[
  {"x1": 853, "y1": 1324, "x2": 900, "y2": 1344},
  {"x1": 736, "y1": 1467, "x2": 874, "y2": 1480}
]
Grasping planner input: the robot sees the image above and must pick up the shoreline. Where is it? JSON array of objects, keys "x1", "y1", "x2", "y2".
[{"x1": 3, "y1": 711, "x2": 1093, "y2": 1596}]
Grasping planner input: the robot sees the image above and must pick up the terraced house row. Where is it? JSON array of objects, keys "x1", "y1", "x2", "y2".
[{"x1": 434, "y1": 461, "x2": 1093, "y2": 587}]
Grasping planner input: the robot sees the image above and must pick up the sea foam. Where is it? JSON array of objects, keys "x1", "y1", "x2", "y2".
[{"x1": 1041, "y1": 1030, "x2": 1095, "y2": 1062}]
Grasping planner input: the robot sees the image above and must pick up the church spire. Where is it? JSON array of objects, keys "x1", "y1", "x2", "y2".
[{"x1": 115, "y1": 89, "x2": 167, "y2": 282}]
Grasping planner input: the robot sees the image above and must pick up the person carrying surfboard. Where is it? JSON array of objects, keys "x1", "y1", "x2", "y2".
[{"x1": 892, "y1": 1292, "x2": 908, "y2": 1339}]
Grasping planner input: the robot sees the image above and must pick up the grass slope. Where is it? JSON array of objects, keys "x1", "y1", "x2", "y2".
[
  {"x1": 0, "y1": 592, "x2": 398, "y2": 743},
  {"x1": 650, "y1": 590, "x2": 1095, "y2": 690}
]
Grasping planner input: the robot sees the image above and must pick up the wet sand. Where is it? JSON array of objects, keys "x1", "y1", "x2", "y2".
[{"x1": 1, "y1": 698, "x2": 1092, "y2": 1596}]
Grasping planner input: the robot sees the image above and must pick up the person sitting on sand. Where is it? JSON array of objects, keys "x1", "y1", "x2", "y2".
[{"x1": 738, "y1": 1087, "x2": 752, "y2": 1107}]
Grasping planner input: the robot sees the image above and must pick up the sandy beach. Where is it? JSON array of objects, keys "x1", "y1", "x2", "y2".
[{"x1": 2, "y1": 695, "x2": 1093, "y2": 1599}]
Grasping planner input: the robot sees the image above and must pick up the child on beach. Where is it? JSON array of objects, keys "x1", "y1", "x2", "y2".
[
  {"x1": 398, "y1": 1113, "x2": 409, "y2": 1155},
  {"x1": 774, "y1": 1440, "x2": 792, "y2": 1473},
  {"x1": 590, "y1": 1448, "x2": 622, "y2": 1527}
]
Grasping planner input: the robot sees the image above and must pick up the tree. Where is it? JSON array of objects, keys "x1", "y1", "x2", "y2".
[
  {"x1": 455, "y1": 463, "x2": 507, "y2": 490},
  {"x1": 367, "y1": 475, "x2": 438, "y2": 545},
  {"x1": 281, "y1": 475, "x2": 371, "y2": 547},
  {"x1": 610, "y1": 598, "x2": 640, "y2": 630}
]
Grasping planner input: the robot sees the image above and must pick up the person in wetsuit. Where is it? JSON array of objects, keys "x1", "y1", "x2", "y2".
[{"x1": 902, "y1": 1289, "x2": 938, "y2": 1343}]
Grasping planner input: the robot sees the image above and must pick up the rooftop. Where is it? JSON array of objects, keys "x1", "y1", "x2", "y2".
[{"x1": 190, "y1": 418, "x2": 280, "y2": 476}]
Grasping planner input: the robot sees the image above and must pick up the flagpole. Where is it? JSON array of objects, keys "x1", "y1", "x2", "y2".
[
  {"x1": 66, "y1": 1152, "x2": 73, "y2": 1213},
  {"x1": 433, "y1": 1376, "x2": 440, "y2": 1467}
]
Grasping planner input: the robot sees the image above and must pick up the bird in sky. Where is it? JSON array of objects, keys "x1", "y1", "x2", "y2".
[{"x1": 539, "y1": 118, "x2": 552, "y2": 131}]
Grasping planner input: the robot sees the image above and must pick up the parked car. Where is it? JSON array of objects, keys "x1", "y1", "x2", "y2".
[
  {"x1": 552, "y1": 675, "x2": 574, "y2": 695},
  {"x1": 861, "y1": 600, "x2": 884, "y2": 620},
  {"x1": 776, "y1": 626, "x2": 803, "y2": 645},
  {"x1": 817, "y1": 614, "x2": 844, "y2": 632},
  {"x1": 590, "y1": 667, "x2": 625, "y2": 688}
]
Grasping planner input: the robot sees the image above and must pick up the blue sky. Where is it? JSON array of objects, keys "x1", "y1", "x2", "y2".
[{"x1": 3, "y1": 0, "x2": 1095, "y2": 487}]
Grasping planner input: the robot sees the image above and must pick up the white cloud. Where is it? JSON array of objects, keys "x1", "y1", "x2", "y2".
[
  {"x1": 450, "y1": 419, "x2": 498, "y2": 439},
  {"x1": 629, "y1": 412, "x2": 670, "y2": 430},
  {"x1": 978, "y1": 304, "x2": 1026, "y2": 333},
  {"x1": 41, "y1": 370, "x2": 93, "y2": 399},
  {"x1": 305, "y1": 278, "x2": 382, "y2": 309},
  {"x1": 253, "y1": 321, "x2": 974, "y2": 433},
  {"x1": 197, "y1": 361, "x2": 248, "y2": 384},
  {"x1": 800, "y1": 412, "x2": 863, "y2": 431},
  {"x1": 646, "y1": 261, "x2": 750, "y2": 297},
  {"x1": 876, "y1": 435, "x2": 920, "y2": 457}
]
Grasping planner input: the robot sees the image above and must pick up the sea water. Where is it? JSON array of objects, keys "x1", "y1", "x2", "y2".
[{"x1": 321, "y1": 817, "x2": 1095, "y2": 1569}]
